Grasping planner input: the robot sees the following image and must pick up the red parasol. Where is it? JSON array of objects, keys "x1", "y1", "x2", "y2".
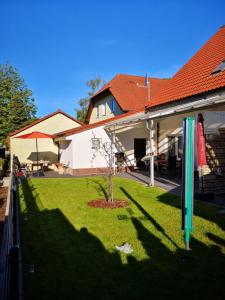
[
  {"x1": 197, "y1": 113, "x2": 207, "y2": 193},
  {"x1": 196, "y1": 113, "x2": 207, "y2": 166},
  {"x1": 15, "y1": 131, "x2": 56, "y2": 170}
]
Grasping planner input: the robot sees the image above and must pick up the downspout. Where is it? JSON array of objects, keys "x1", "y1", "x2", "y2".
[
  {"x1": 146, "y1": 119, "x2": 154, "y2": 186},
  {"x1": 112, "y1": 125, "x2": 116, "y2": 175}
]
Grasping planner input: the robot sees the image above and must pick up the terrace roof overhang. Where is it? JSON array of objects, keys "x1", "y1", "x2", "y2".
[
  {"x1": 104, "y1": 90, "x2": 225, "y2": 129},
  {"x1": 54, "y1": 136, "x2": 72, "y2": 142}
]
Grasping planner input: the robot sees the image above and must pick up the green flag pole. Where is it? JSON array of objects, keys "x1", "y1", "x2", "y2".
[{"x1": 182, "y1": 117, "x2": 195, "y2": 250}]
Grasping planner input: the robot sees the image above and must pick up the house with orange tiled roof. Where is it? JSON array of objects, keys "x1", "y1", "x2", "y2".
[
  {"x1": 55, "y1": 74, "x2": 152, "y2": 175},
  {"x1": 9, "y1": 110, "x2": 82, "y2": 169},
  {"x1": 56, "y1": 26, "x2": 225, "y2": 194},
  {"x1": 85, "y1": 74, "x2": 149, "y2": 124},
  {"x1": 85, "y1": 73, "x2": 169, "y2": 124},
  {"x1": 104, "y1": 25, "x2": 225, "y2": 193},
  {"x1": 55, "y1": 74, "x2": 172, "y2": 176}
]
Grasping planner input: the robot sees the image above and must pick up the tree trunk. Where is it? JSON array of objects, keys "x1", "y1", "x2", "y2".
[{"x1": 107, "y1": 172, "x2": 113, "y2": 202}]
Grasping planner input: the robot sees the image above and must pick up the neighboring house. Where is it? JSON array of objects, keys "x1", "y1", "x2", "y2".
[
  {"x1": 9, "y1": 110, "x2": 82, "y2": 167},
  {"x1": 56, "y1": 75, "x2": 170, "y2": 175},
  {"x1": 106, "y1": 25, "x2": 225, "y2": 193},
  {"x1": 55, "y1": 110, "x2": 148, "y2": 175},
  {"x1": 55, "y1": 75, "x2": 159, "y2": 175},
  {"x1": 56, "y1": 25, "x2": 225, "y2": 195},
  {"x1": 85, "y1": 74, "x2": 152, "y2": 124},
  {"x1": 85, "y1": 74, "x2": 169, "y2": 124}
]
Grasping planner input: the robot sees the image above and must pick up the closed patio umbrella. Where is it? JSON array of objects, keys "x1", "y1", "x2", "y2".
[
  {"x1": 15, "y1": 131, "x2": 56, "y2": 173},
  {"x1": 197, "y1": 113, "x2": 207, "y2": 166},
  {"x1": 197, "y1": 113, "x2": 207, "y2": 192}
]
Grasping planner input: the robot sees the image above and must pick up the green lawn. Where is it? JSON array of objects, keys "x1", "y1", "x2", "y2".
[{"x1": 19, "y1": 177, "x2": 225, "y2": 300}]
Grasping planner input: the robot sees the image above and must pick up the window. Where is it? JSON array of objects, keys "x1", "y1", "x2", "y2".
[
  {"x1": 110, "y1": 98, "x2": 115, "y2": 113},
  {"x1": 102, "y1": 103, "x2": 106, "y2": 116},
  {"x1": 96, "y1": 105, "x2": 99, "y2": 118},
  {"x1": 92, "y1": 138, "x2": 101, "y2": 150},
  {"x1": 211, "y1": 60, "x2": 225, "y2": 75}
]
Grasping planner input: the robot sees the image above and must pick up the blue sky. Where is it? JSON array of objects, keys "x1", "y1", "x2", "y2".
[{"x1": 1, "y1": 0, "x2": 225, "y2": 117}]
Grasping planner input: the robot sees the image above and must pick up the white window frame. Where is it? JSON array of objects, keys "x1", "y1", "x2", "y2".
[{"x1": 102, "y1": 103, "x2": 106, "y2": 116}]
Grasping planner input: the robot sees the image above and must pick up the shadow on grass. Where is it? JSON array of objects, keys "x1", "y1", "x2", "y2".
[
  {"x1": 206, "y1": 232, "x2": 225, "y2": 247},
  {"x1": 19, "y1": 179, "x2": 225, "y2": 300},
  {"x1": 88, "y1": 177, "x2": 108, "y2": 200},
  {"x1": 120, "y1": 187, "x2": 179, "y2": 249},
  {"x1": 157, "y1": 192, "x2": 225, "y2": 231}
]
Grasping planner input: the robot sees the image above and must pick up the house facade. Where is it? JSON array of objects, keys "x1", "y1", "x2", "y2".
[
  {"x1": 10, "y1": 110, "x2": 82, "y2": 167},
  {"x1": 9, "y1": 26, "x2": 225, "y2": 194},
  {"x1": 56, "y1": 110, "x2": 150, "y2": 175},
  {"x1": 56, "y1": 26, "x2": 225, "y2": 194},
  {"x1": 56, "y1": 73, "x2": 156, "y2": 175},
  {"x1": 105, "y1": 25, "x2": 225, "y2": 192}
]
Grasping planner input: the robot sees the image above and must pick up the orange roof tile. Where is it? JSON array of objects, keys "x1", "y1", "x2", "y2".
[
  {"x1": 148, "y1": 26, "x2": 225, "y2": 107},
  {"x1": 85, "y1": 74, "x2": 166, "y2": 122},
  {"x1": 93, "y1": 74, "x2": 148, "y2": 110}
]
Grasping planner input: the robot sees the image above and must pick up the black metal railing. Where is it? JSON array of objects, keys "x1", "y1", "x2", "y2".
[{"x1": 0, "y1": 155, "x2": 23, "y2": 300}]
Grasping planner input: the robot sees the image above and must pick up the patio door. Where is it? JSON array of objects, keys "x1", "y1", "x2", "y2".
[{"x1": 134, "y1": 138, "x2": 146, "y2": 168}]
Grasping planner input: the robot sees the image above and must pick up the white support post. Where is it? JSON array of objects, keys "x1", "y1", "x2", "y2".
[
  {"x1": 112, "y1": 126, "x2": 116, "y2": 175},
  {"x1": 146, "y1": 120, "x2": 155, "y2": 186}
]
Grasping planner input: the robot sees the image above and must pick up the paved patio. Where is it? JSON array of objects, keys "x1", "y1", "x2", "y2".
[
  {"x1": 118, "y1": 171, "x2": 181, "y2": 196},
  {"x1": 121, "y1": 171, "x2": 225, "y2": 208}
]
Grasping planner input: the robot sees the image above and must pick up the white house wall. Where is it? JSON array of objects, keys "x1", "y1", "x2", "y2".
[
  {"x1": 60, "y1": 123, "x2": 151, "y2": 175},
  {"x1": 68, "y1": 126, "x2": 112, "y2": 170}
]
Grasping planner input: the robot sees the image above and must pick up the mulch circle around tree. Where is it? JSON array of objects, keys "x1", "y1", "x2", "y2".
[{"x1": 88, "y1": 199, "x2": 129, "y2": 209}]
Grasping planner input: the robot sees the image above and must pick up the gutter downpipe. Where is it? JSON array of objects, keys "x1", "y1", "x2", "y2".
[
  {"x1": 112, "y1": 125, "x2": 116, "y2": 175},
  {"x1": 146, "y1": 119, "x2": 154, "y2": 186}
]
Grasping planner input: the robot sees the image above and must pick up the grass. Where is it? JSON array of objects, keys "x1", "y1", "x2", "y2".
[{"x1": 19, "y1": 177, "x2": 225, "y2": 300}]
